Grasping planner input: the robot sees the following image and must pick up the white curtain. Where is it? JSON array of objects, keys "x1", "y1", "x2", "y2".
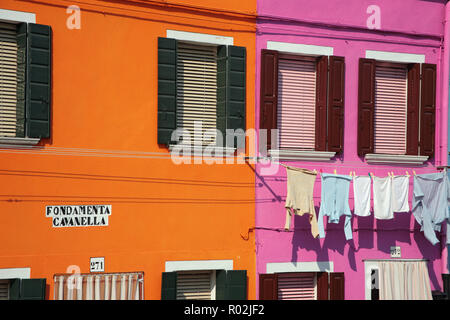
[
  {"x1": 379, "y1": 261, "x2": 432, "y2": 300},
  {"x1": 55, "y1": 273, "x2": 142, "y2": 300}
]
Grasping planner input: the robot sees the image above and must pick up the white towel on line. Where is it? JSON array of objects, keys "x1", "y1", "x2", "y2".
[{"x1": 353, "y1": 175, "x2": 371, "y2": 217}]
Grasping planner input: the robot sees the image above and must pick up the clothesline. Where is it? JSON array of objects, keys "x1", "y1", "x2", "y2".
[{"x1": 247, "y1": 156, "x2": 447, "y2": 177}]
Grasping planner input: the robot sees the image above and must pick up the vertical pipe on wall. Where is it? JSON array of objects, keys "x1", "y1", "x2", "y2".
[{"x1": 441, "y1": 1, "x2": 450, "y2": 276}]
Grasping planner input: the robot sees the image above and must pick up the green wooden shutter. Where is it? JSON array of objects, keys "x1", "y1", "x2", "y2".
[
  {"x1": 216, "y1": 46, "x2": 227, "y2": 146},
  {"x1": 16, "y1": 23, "x2": 27, "y2": 138},
  {"x1": 217, "y1": 46, "x2": 246, "y2": 149},
  {"x1": 161, "y1": 271, "x2": 177, "y2": 300},
  {"x1": 20, "y1": 278, "x2": 46, "y2": 300},
  {"x1": 226, "y1": 46, "x2": 246, "y2": 149},
  {"x1": 216, "y1": 270, "x2": 247, "y2": 300},
  {"x1": 9, "y1": 278, "x2": 46, "y2": 300},
  {"x1": 158, "y1": 37, "x2": 177, "y2": 145},
  {"x1": 8, "y1": 279, "x2": 20, "y2": 300},
  {"x1": 215, "y1": 269, "x2": 227, "y2": 300},
  {"x1": 26, "y1": 23, "x2": 51, "y2": 139}
]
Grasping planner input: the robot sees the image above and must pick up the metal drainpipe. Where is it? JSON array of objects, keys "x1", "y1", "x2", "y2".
[{"x1": 441, "y1": 1, "x2": 450, "y2": 278}]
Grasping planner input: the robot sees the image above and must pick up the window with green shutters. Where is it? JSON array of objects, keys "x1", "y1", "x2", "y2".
[
  {"x1": 157, "y1": 37, "x2": 246, "y2": 149},
  {"x1": 0, "y1": 21, "x2": 52, "y2": 140},
  {"x1": 161, "y1": 270, "x2": 247, "y2": 300}
]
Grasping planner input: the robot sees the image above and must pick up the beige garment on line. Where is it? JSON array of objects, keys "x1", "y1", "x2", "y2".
[{"x1": 284, "y1": 166, "x2": 319, "y2": 238}]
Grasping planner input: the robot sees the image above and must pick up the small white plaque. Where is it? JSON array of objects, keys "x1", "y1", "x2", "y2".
[
  {"x1": 390, "y1": 246, "x2": 401, "y2": 258},
  {"x1": 90, "y1": 257, "x2": 105, "y2": 272}
]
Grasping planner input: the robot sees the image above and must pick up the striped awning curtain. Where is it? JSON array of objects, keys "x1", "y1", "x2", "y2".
[
  {"x1": 0, "y1": 22, "x2": 18, "y2": 137},
  {"x1": 277, "y1": 272, "x2": 317, "y2": 300},
  {"x1": 374, "y1": 65, "x2": 408, "y2": 155},
  {"x1": 54, "y1": 272, "x2": 143, "y2": 300},
  {"x1": 277, "y1": 58, "x2": 316, "y2": 150},
  {"x1": 176, "y1": 42, "x2": 217, "y2": 146},
  {"x1": 176, "y1": 270, "x2": 213, "y2": 300}
]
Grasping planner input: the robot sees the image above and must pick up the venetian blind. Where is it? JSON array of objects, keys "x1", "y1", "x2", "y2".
[
  {"x1": 277, "y1": 273, "x2": 316, "y2": 300},
  {"x1": 277, "y1": 58, "x2": 316, "y2": 150},
  {"x1": 177, "y1": 42, "x2": 217, "y2": 146},
  {"x1": 0, "y1": 22, "x2": 18, "y2": 137},
  {"x1": 374, "y1": 65, "x2": 408, "y2": 154},
  {"x1": 176, "y1": 270, "x2": 213, "y2": 300},
  {"x1": 0, "y1": 280, "x2": 9, "y2": 300}
]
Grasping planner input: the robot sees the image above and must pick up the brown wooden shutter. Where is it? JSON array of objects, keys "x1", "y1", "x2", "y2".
[
  {"x1": 260, "y1": 50, "x2": 278, "y2": 151},
  {"x1": 419, "y1": 63, "x2": 436, "y2": 158},
  {"x1": 327, "y1": 56, "x2": 345, "y2": 153},
  {"x1": 259, "y1": 274, "x2": 277, "y2": 300},
  {"x1": 357, "y1": 58, "x2": 375, "y2": 156},
  {"x1": 316, "y1": 272, "x2": 329, "y2": 300},
  {"x1": 406, "y1": 63, "x2": 421, "y2": 155},
  {"x1": 315, "y1": 56, "x2": 328, "y2": 151},
  {"x1": 329, "y1": 272, "x2": 345, "y2": 300}
]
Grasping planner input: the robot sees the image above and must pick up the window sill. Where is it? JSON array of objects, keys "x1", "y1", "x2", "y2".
[
  {"x1": 169, "y1": 144, "x2": 236, "y2": 157},
  {"x1": 365, "y1": 153, "x2": 429, "y2": 165},
  {"x1": 0, "y1": 137, "x2": 40, "y2": 147},
  {"x1": 269, "y1": 149, "x2": 336, "y2": 161}
]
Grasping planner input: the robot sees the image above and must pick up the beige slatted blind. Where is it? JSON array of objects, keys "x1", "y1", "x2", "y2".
[
  {"x1": 177, "y1": 42, "x2": 217, "y2": 146},
  {"x1": 0, "y1": 22, "x2": 18, "y2": 137},
  {"x1": 374, "y1": 65, "x2": 408, "y2": 155},
  {"x1": 278, "y1": 58, "x2": 316, "y2": 150},
  {"x1": 176, "y1": 270, "x2": 213, "y2": 300},
  {"x1": 277, "y1": 273, "x2": 316, "y2": 300},
  {"x1": 0, "y1": 280, "x2": 9, "y2": 300}
]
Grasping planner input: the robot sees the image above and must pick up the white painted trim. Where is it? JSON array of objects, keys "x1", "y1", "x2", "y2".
[
  {"x1": 269, "y1": 149, "x2": 336, "y2": 161},
  {"x1": 266, "y1": 261, "x2": 334, "y2": 274},
  {"x1": 166, "y1": 30, "x2": 233, "y2": 46},
  {"x1": 365, "y1": 50, "x2": 425, "y2": 64},
  {"x1": 267, "y1": 41, "x2": 333, "y2": 56},
  {"x1": 169, "y1": 144, "x2": 236, "y2": 158},
  {"x1": 0, "y1": 8, "x2": 36, "y2": 24},
  {"x1": 165, "y1": 259, "x2": 233, "y2": 272},
  {"x1": 0, "y1": 268, "x2": 31, "y2": 279},
  {"x1": 0, "y1": 137, "x2": 41, "y2": 146},
  {"x1": 365, "y1": 153, "x2": 428, "y2": 165}
]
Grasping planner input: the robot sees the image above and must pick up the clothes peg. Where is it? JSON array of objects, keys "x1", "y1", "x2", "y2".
[
  {"x1": 388, "y1": 172, "x2": 392, "y2": 177},
  {"x1": 353, "y1": 171, "x2": 356, "y2": 177},
  {"x1": 406, "y1": 171, "x2": 410, "y2": 177},
  {"x1": 413, "y1": 170, "x2": 416, "y2": 176},
  {"x1": 349, "y1": 171, "x2": 352, "y2": 177},
  {"x1": 334, "y1": 169, "x2": 337, "y2": 175}
]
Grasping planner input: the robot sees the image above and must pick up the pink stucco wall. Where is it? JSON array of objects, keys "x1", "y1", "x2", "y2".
[{"x1": 255, "y1": 0, "x2": 448, "y2": 299}]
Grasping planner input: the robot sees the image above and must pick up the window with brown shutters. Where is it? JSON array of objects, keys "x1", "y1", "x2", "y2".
[
  {"x1": 358, "y1": 58, "x2": 436, "y2": 159},
  {"x1": 259, "y1": 272, "x2": 344, "y2": 300},
  {"x1": 260, "y1": 49, "x2": 345, "y2": 155}
]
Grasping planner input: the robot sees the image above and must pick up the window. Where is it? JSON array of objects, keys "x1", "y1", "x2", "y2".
[
  {"x1": 358, "y1": 58, "x2": 436, "y2": 162},
  {"x1": 161, "y1": 269, "x2": 247, "y2": 300},
  {"x1": 0, "y1": 280, "x2": 9, "y2": 300},
  {"x1": 53, "y1": 272, "x2": 144, "y2": 300},
  {"x1": 0, "y1": 20, "x2": 51, "y2": 143},
  {"x1": 157, "y1": 35, "x2": 246, "y2": 150},
  {"x1": 260, "y1": 49, "x2": 345, "y2": 160},
  {"x1": 259, "y1": 271, "x2": 344, "y2": 300}
]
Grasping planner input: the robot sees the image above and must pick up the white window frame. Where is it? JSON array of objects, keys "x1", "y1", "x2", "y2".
[
  {"x1": 363, "y1": 50, "x2": 428, "y2": 165},
  {"x1": 265, "y1": 41, "x2": 336, "y2": 162},
  {"x1": 165, "y1": 259, "x2": 233, "y2": 301},
  {"x1": 0, "y1": 9, "x2": 40, "y2": 146},
  {"x1": 165, "y1": 30, "x2": 237, "y2": 156}
]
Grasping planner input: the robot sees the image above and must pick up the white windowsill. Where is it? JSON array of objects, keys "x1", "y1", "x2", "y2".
[
  {"x1": 269, "y1": 149, "x2": 336, "y2": 161},
  {"x1": 169, "y1": 144, "x2": 236, "y2": 157},
  {"x1": 0, "y1": 137, "x2": 41, "y2": 147},
  {"x1": 365, "y1": 153, "x2": 429, "y2": 165}
]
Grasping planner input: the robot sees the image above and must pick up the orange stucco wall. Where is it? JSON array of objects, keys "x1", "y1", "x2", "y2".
[{"x1": 0, "y1": 0, "x2": 256, "y2": 299}]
